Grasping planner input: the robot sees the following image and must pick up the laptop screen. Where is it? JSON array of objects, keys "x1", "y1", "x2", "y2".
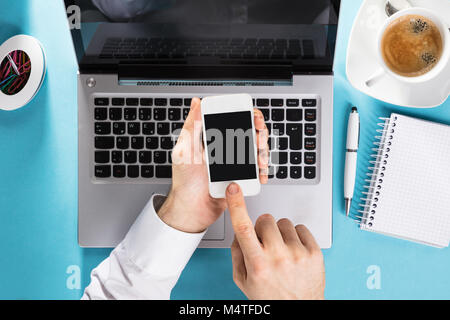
[{"x1": 65, "y1": 0, "x2": 340, "y2": 79}]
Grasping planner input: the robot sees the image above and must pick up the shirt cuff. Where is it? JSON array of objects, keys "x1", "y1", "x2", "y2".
[{"x1": 122, "y1": 194, "x2": 206, "y2": 277}]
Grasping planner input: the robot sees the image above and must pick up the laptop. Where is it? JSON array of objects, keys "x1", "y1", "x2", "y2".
[{"x1": 66, "y1": 0, "x2": 340, "y2": 248}]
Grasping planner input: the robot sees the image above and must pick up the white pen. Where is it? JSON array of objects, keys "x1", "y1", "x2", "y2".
[{"x1": 344, "y1": 107, "x2": 360, "y2": 216}]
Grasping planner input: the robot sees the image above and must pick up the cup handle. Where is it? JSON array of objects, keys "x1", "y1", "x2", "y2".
[{"x1": 365, "y1": 68, "x2": 385, "y2": 87}]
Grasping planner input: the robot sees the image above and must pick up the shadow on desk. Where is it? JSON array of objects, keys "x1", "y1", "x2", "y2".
[
  {"x1": 80, "y1": 248, "x2": 113, "y2": 293},
  {"x1": 0, "y1": 0, "x2": 30, "y2": 44}
]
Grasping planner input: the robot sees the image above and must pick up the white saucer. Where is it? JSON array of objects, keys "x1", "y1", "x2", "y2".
[{"x1": 346, "y1": 0, "x2": 450, "y2": 108}]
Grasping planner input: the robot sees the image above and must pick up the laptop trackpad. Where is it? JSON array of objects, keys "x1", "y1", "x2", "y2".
[{"x1": 203, "y1": 214, "x2": 225, "y2": 240}]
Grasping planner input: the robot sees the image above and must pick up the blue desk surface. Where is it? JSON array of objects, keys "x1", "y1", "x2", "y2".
[{"x1": 0, "y1": 0, "x2": 449, "y2": 300}]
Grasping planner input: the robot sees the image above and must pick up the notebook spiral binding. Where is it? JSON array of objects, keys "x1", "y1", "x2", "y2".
[{"x1": 351, "y1": 115, "x2": 399, "y2": 227}]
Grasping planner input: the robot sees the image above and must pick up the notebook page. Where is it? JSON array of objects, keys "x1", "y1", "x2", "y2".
[{"x1": 361, "y1": 114, "x2": 450, "y2": 247}]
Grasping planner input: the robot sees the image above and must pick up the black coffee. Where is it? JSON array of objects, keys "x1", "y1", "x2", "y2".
[{"x1": 381, "y1": 14, "x2": 443, "y2": 77}]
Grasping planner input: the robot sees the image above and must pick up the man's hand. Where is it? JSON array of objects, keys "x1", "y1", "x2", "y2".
[
  {"x1": 157, "y1": 98, "x2": 269, "y2": 233},
  {"x1": 226, "y1": 183, "x2": 325, "y2": 300}
]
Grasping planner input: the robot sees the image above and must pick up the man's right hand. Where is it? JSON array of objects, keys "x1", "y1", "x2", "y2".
[{"x1": 225, "y1": 183, "x2": 326, "y2": 300}]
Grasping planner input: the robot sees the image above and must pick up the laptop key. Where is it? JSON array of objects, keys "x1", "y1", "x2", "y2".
[
  {"x1": 155, "y1": 98, "x2": 167, "y2": 106},
  {"x1": 156, "y1": 166, "x2": 172, "y2": 178},
  {"x1": 271, "y1": 152, "x2": 288, "y2": 165},
  {"x1": 290, "y1": 152, "x2": 302, "y2": 165},
  {"x1": 127, "y1": 122, "x2": 140, "y2": 135},
  {"x1": 124, "y1": 108, "x2": 137, "y2": 121},
  {"x1": 113, "y1": 122, "x2": 126, "y2": 135},
  {"x1": 302, "y1": 99, "x2": 317, "y2": 107},
  {"x1": 268, "y1": 166, "x2": 275, "y2": 179},
  {"x1": 126, "y1": 98, "x2": 139, "y2": 106},
  {"x1": 305, "y1": 124, "x2": 316, "y2": 136},
  {"x1": 305, "y1": 109, "x2": 317, "y2": 122},
  {"x1": 170, "y1": 98, "x2": 183, "y2": 106},
  {"x1": 161, "y1": 137, "x2": 174, "y2": 150},
  {"x1": 304, "y1": 152, "x2": 316, "y2": 165},
  {"x1": 272, "y1": 123, "x2": 285, "y2": 136},
  {"x1": 113, "y1": 165, "x2": 126, "y2": 178},
  {"x1": 276, "y1": 166, "x2": 288, "y2": 179},
  {"x1": 172, "y1": 122, "x2": 184, "y2": 133},
  {"x1": 94, "y1": 98, "x2": 109, "y2": 106},
  {"x1": 154, "y1": 108, "x2": 167, "y2": 121},
  {"x1": 168, "y1": 109, "x2": 181, "y2": 121},
  {"x1": 287, "y1": 99, "x2": 300, "y2": 107},
  {"x1": 268, "y1": 137, "x2": 274, "y2": 151},
  {"x1": 305, "y1": 138, "x2": 316, "y2": 151},
  {"x1": 139, "y1": 108, "x2": 152, "y2": 120},
  {"x1": 276, "y1": 137, "x2": 288, "y2": 150},
  {"x1": 290, "y1": 167, "x2": 302, "y2": 179},
  {"x1": 287, "y1": 109, "x2": 302, "y2": 122},
  {"x1": 157, "y1": 123, "x2": 170, "y2": 135},
  {"x1": 95, "y1": 165, "x2": 111, "y2": 178},
  {"x1": 109, "y1": 108, "x2": 122, "y2": 120},
  {"x1": 95, "y1": 151, "x2": 110, "y2": 164},
  {"x1": 183, "y1": 108, "x2": 190, "y2": 120},
  {"x1": 142, "y1": 122, "x2": 155, "y2": 135},
  {"x1": 116, "y1": 137, "x2": 129, "y2": 149},
  {"x1": 154, "y1": 151, "x2": 167, "y2": 164},
  {"x1": 257, "y1": 99, "x2": 269, "y2": 107},
  {"x1": 146, "y1": 137, "x2": 159, "y2": 149},
  {"x1": 184, "y1": 98, "x2": 192, "y2": 107},
  {"x1": 131, "y1": 137, "x2": 144, "y2": 149},
  {"x1": 112, "y1": 151, "x2": 122, "y2": 163},
  {"x1": 128, "y1": 165, "x2": 140, "y2": 178},
  {"x1": 95, "y1": 108, "x2": 108, "y2": 120},
  {"x1": 95, "y1": 122, "x2": 111, "y2": 135},
  {"x1": 271, "y1": 99, "x2": 283, "y2": 107},
  {"x1": 139, "y1": 151, "x2": 152, "y2": 164},
  {"x1": 112, "y1": 98, "x2": 125, "y2": 106},
  {"x1": 287, "y1": 124, "x2": 302, "y2": 150},
  {"x1": 140, "y1": 98, "x2": 153, "y2": 106},
  {"x1": 124, "y1": 151, "x2": 137, "y2": 164},
  {"x1": 95, "y1": 136, "x2": 114, "y2": 149},
  {"x1": 141, "y1": 165, "x2": 154, "y2": 178},
  {"x1": 304, "y1": 166, "x2": 316, "y2": 179},
  {"x1": 271, "y1": 109, "x2": 284, "y2": 122}
]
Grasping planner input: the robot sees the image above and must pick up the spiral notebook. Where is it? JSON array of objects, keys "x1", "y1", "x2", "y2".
[{"x1": 357, "y1": 113, "x2": 450, "y2": 248}]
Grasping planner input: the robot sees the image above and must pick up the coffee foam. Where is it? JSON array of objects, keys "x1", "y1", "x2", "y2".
[{"x1": 381, "y1": 14, "x2": 443, "y2": 77}]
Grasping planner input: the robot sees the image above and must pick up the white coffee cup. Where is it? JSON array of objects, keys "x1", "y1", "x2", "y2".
[{"x1": 366, "y1": 7, "x2": 450, "y2": 87}]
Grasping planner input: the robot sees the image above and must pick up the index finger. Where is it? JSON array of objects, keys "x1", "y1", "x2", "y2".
[{"x1": 226, "y1": 183, "x2": 263, "y2": 259}]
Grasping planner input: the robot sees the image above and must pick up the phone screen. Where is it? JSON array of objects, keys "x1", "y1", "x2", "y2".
[{"x1": 204, "y1": 111, "x2": 257, "y2": 182}]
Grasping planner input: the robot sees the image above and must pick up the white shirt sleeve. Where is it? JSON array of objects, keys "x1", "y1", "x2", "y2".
[{"x1": 82, "y1": 194, "x2": 206, "y2": 300}]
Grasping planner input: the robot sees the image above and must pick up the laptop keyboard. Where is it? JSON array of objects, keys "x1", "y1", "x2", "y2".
[
  {"x1": 93, "y1": 96, "x2": 319, "y2": 183},
  {"x1": 99, "y1": 38, "x2": 315, "y2": 61}
]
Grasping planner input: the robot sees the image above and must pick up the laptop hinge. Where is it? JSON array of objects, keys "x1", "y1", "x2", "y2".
[
  {"x1": 118, "y1": 64, "x2": 293, "y2": 83},
  {"x1": 120, "y1": 79, "x2": 291, "y2": 87}
]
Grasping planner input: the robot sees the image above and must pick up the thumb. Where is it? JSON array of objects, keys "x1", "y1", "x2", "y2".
[{"x1": 226, "y1": 183, "x2": 262, "y2": 259}]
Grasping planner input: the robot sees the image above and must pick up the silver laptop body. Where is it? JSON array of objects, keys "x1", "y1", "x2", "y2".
[{"x1": 68, "y1": 0, "x2": 341, "y2": 248}]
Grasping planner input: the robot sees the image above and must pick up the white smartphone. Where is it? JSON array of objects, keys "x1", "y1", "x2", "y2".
[{"x1": 201, "y1": 94, "x2": 261, "y2": 199}]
